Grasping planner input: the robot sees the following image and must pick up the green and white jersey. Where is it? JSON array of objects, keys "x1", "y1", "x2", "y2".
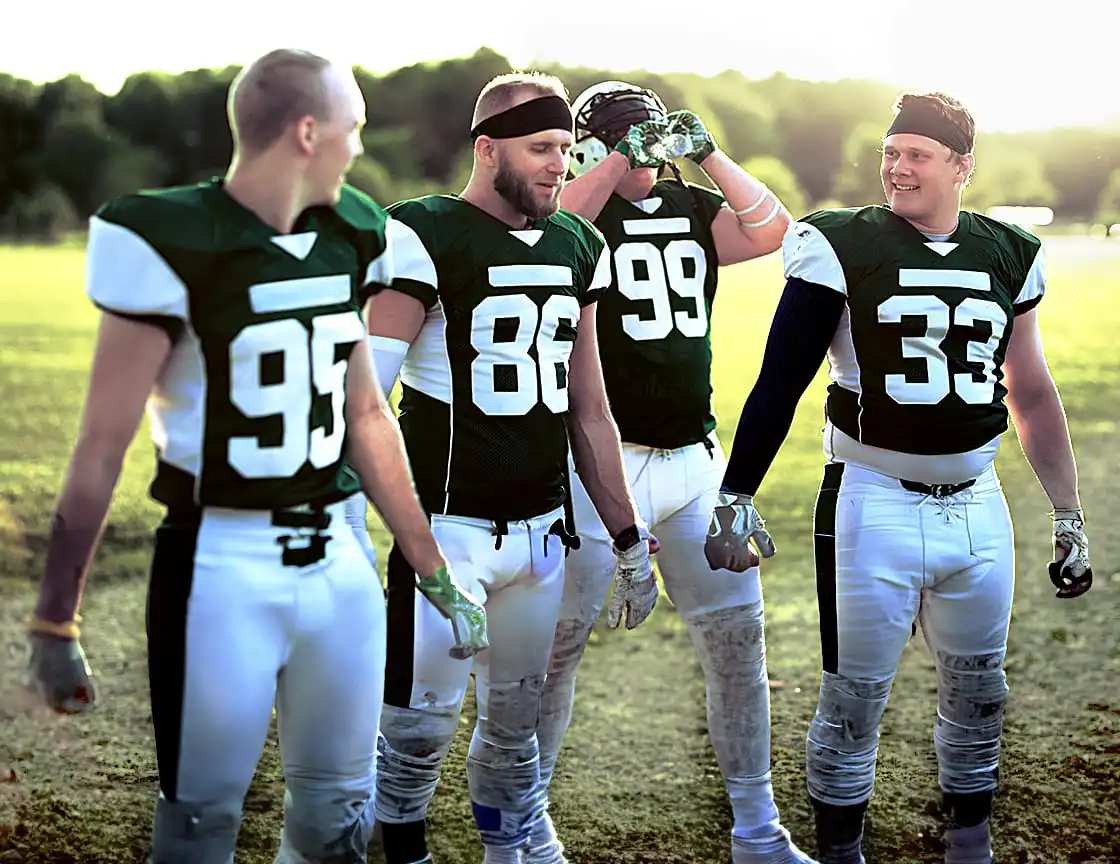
[
  {"x1": 785, "y1": 205, "x2": 1045, "y2": 455},
  {"x1": 594, "y1": 180, "x2": 726, "y2": 449},
  {"x1": 87, "y1": 180, "x2": 397, "y2": 511},
  {"x1": 382, "y1": 195, "x2": 610, "y2": 521}
]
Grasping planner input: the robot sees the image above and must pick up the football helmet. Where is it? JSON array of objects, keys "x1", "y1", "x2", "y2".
[{"x1": 570, "y1": 80, "x2": 668, "y2": 178}]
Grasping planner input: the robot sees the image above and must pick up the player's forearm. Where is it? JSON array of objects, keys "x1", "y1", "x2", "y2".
[
  {"x1": 700, "y1": 150, "x2": 788, "y2": 236},
  {"x1": 568, "y1": 408, "x2": 639, "y2": 539},
  {"x1": 1009, "y1": 385, "x2": 1080, "y2": 511},
  {"x1": 348, "y1": 407, "x2": 447, "y2": 578},
  {"x1": 559, "y1": 152, "x2": 629, "y2": 221},
  {"x1": 722, "y1": 278, "x2": 840, "y2": 494},
  {"x1": 34, "y1": 448, "x2": 121, "y2": 624}
]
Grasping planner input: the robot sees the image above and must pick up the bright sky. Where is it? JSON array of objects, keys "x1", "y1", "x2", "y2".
[{"x1": 6, "y1": 0, "x2": 1117, "y2": 133}]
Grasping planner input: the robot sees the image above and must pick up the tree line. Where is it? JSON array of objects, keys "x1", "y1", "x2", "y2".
[{"x1": 2, "y1": 47, "x2": 1120, "y2": 240}]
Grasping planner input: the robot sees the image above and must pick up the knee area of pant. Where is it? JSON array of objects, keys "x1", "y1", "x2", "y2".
[
  {"x1": 378, "y1": 705, "x2": 459, "y2": 759},
  {"x1": 478, "y1": 676, "x2": 545, "y2": 744},
  {"x1": 279, "y1": 795, "x2": 372, "y2": 863},
  {"x1": 812, "y1": 672, "x2": 893, "y2": 745},
  {"x1": 935, "y1": 651, "x2": 1007, "y2": 720},
  {"x1": 151, "y1": 795, "x2": 242, "y2": 848},
  {"x1": 683, "y1": 600, "x2": 765, "y2": 641},
  {"x1": 548, "y1": 618, "x2": 596, "y2": 673}
]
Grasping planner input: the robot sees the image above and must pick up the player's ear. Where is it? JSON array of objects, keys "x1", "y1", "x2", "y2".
[
  {"x1": 474, "y1": 136, "x2": 499, "y2": 169},
  {"x1": 294, "y1": 115, "x2": 317, "y2": 156},
  {"x1": 955, "y1": 152, "x2": 975, "y2": 186}
]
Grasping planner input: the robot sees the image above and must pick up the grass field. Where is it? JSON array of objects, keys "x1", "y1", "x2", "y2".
[{"x1": 0, "y1": 237, "x2": 1117, "y2": 864}]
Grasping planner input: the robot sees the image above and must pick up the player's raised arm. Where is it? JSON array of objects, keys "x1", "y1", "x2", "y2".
[
  {"x1": 1002, "y1": 298, "x2": 1092, "y2": 599},
  {"x1": 663, "y1": 109, "x2": 791, "y2": 266}
]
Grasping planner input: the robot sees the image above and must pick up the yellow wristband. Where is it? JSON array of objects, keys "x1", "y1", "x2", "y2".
[{"x1": 29, "y1": 615, "x2": 81, "y2": 640}]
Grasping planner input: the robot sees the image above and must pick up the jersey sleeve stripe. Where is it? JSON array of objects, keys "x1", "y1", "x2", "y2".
[
  {"x1": 381, "y1": 277, "x2": 438, "y2": 310},
  {"x1": 1013, "y1": 244, "x2": 1045, "y2": 308},
  {"x1": 782, "y1": 221, "x2": 847, "y2": 296},
  {"x1": 87, "y1": 216, "x2": 189, "y2": 321},
  {"x1": 369, "y1": 218, "x2": 438, "y2": 295},
  {"x1": 583, "y1": 244, "x2": 612, "y2": 304}
]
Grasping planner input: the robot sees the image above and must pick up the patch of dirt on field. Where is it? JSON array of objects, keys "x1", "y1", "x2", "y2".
[{"x1": 1, "y1": 431, "x2": 1117, "y2": 864}]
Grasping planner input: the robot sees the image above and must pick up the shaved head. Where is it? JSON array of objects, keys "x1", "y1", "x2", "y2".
[
  {"x1": 228, "y1": 48, "x2": 336, "y2": 154},
  {"x1": 471, "y1": 71, "x2": 568, "y2": 130}
]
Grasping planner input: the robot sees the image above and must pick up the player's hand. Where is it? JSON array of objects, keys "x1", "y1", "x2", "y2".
[
  {"x1": 26, "y1": 626, "x2": 97, "y2": 714},
  {"x1": 605, "y1": 526, "x2": 660, "y2": 630},
  {"x1": 416, "y1": 566, "x2": 489, "y2": 659},
  {"x1": 614, "y1": 118, "x2": 671, "y2": 169},
  {"x1": 665, "y1": 109, "x2": 717, "y2": 164},
  {"x1": 1049, "y1": 508, "x2": 1092, "y2": 599},
  {"x1": 704, "y1": 492, "x2": 775, "y2": 572}
]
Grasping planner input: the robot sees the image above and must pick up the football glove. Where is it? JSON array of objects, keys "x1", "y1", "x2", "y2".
[
  {"x1": 416, "y1": 566, "x2": 489, "y2": 659},
  {"x1": 704, "y1": 492, "x2": 776, "y2": 572},
  {"x1": 605, "y1": 525, "x2": 659, "y2": 630},
  {"x1": 26, "y1": 626, "x2": 97, "y2": 714},
  {"x1": 665, "y1": 109, "x2": 717, "y2": 164},
  {"x1": 1049, "y1": 508, "x2": 1093, "y2": 599},
  {"x1": 614, "y1": 118, "x2": 671, "y2": 169}
]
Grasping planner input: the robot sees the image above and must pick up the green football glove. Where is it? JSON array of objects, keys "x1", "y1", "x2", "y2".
[
  {"x1": 416, "y1": 565, "x2": 489, "y2": 660},
  {"x1": 666, "y1": 109, "x2": 717, "y2": 164},
  {"x1": 614, "y1": 118, "x2": 671, "y2": 169}
]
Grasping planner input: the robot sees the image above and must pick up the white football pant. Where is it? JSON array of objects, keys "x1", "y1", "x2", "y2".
[
  {"x1": 376, "y1": 507, "x2": 566, "y2": 856},
  {"x1": 145, "y1": 500, "x2": 385, "y2": 864},
  {"x1": 535, "y1": 434, "x2": 801, "y2": 860},
  {"x1": 807, "y1": 461, "x2": 1012, "y2": 811}
]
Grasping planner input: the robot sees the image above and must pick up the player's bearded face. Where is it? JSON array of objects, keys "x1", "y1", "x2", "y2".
[
  {"x1": 492, "y1": 134, "x2": 568, "y2": 220},
  {"x1": 881, "y1": 133, "x2": 970, "y2": 229}
]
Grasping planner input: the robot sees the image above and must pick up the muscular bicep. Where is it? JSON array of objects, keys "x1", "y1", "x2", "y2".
[
  {"x1": 1002, "y1": 307, "x2": 1055, "y2": 412},
  {"x1": 345, "y1": 333, "x2": 389, "y2": 425},
  {"x1": 711, "y1": 203, "x2": 789, "y2": 266},
  {"x1": 78, "y1": 312, "x2": 171, "y2": 462},
  {"x1": 566, "y1": 302, "x2": 609, "y2": 420},
  {"x1": 365, "y1": 289, "x2": 427, "y2": 343}
]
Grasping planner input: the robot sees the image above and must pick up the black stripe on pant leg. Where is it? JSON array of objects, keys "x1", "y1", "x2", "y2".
[
  {"x1": 145, "y1": 516, "x2": 200, "y2": 803},
  {"x1": 384, "y1": 541, "x2": 417, "y2": 708},
  {"x1": 814, "y1": 462, "x2": 844, "y2": 676}
]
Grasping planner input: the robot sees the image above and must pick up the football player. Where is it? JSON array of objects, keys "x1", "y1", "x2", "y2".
[
  {"x1": 343, "y1": 74, "x2": 655, "y2": 864},
  {"x1": 526, "y1": 80, "x2": 816, "y2": 864},
  {"x1": 707, "y1": 92, "x2": 1094, "y2": 864},
  {"x1": 24, "y1": 48, "x2": 486, "y2": 864}
]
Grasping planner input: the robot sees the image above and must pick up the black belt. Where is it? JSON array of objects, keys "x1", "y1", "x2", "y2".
[{"x1": 899, "y1": 478, "x2": 976, "y2": 498}]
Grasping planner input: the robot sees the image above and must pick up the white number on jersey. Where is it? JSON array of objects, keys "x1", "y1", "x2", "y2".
[
  {"x1": 878, "y1": 269, "x2": 1008, "y2": 406},
  {"x1": 228, "y1": 310, "x2": 365, "y2": 479},
  {"x1": 470, "y1": 265, "x2": 581, "y2": 416},
  {"x1": 615, "y1": 239, "x2": 708, "y2": 341}
]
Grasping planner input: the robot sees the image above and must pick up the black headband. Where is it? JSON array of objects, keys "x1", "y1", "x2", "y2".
[
  {"x1": 886, "y1": 102, "x2": 973, "y2": 154},
  {"x1": 470, "y1": 95, "x2": 574, "y2": 141}
]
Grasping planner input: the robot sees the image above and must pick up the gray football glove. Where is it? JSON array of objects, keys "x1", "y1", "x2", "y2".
[
  {"x1": 1049, "y1": 508, "x2": 1092, "y2": 599},
  {"x1": 605, "y1": 527, "x2": 659, "y2": 630},
  {"x1": 705, "y1": 492, "x2": 776, "y2": 572},
  {"x1": 26, "y1": 631, "x2": 97, "y2": 714}
]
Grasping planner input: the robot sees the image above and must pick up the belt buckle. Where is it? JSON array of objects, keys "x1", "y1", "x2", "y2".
[{"x1": 929, "y1": 484, "x2": 953, "y2": 499}]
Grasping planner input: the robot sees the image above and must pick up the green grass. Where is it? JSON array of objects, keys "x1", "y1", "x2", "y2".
[{"x1": 1, "y1": 238, "x2": 1118, "y2": 863}]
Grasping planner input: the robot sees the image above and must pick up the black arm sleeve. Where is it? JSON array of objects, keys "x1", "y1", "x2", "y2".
[{"x1": 721, "y1": 277, "x2": 846, "y2": 495}]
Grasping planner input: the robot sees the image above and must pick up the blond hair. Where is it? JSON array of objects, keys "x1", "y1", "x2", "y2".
[
  {"x1": 471, "y1": 72, "x2": 568, "y2": 129},
  {"x1": 228, "y1": 48, "x2": 335, "y2": 153}
]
